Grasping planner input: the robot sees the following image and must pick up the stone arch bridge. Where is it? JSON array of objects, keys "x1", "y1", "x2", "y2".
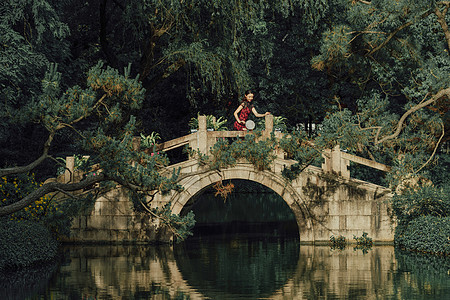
[{"x1": 69, "y1": 115, "x2": 394, "y2": 244}]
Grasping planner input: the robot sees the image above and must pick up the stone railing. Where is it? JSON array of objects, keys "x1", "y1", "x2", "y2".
[
  {"x1": 63, "y1": 115, "x2": 390, "y2": 182},
  {"x1": 322, "y1": 145, "x2": 391, "y2": 179},
  {"x1": 131, "y1": 114, "x2": 280, "y2": 156}
]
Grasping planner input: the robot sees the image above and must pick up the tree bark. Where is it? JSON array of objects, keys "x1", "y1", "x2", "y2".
[{"x1": 435, "y1": 3, "x2": 450, "y2": 52}]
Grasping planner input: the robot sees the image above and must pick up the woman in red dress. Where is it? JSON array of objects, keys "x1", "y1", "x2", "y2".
[{"x1": 233, "y1": 90, "x2": 270, "y2": 130}]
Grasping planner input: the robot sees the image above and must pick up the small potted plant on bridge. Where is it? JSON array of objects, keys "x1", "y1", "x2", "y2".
[
  {"x1": 257, "y1": 115, "x2": 288, "y2": 132},
  {"x1": 140, "y1": 132, "x2": 161, "y2": 154}
]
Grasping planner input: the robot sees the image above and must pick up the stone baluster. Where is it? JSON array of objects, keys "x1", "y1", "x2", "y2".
[
  {"x1": 264, "y1": 114, "x2": 273, "y2": 138},
  {"x1": 64, "y1": 156, "x2": 75, "y2": 183},
  {"x1": 198, "y1": 115, "x2": 208, "y2": 155},
  {"x1": 321, "y1": 144, "x2": 350, "y2": 178}
]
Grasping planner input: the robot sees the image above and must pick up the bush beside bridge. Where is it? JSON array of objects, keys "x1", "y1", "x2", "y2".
[
  {"x1": 395, "y1": 216, "x2": 450, "y2": 256},
  {"x1": 0, "y1": 219, "x2": 58, "y2": 270}
]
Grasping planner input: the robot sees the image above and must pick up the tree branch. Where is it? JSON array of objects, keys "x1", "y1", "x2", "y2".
[
  {"x1": 415, "y1": 123, "x2": 445, "y2": 174},
  {"x1": 0, "y1": 132, "x2": 55, "y2": 177},
  {"x1": 0, "y1": 173, "x2": 107, "y2": 217},
  {"x1": 0, "y1": 92, "x2": 107, "y2": 178},
  {"x1": 435, "y1": 2, "x2": 450, "y2": 51},
  {"x1": 356, "y1": 0, "x2": 371, "y2": 4},
  {"x1": 375, "y1": 87, "x2": 450, "y2": 145},
  {"x1": 139, "y1": 201, "x2": 184, "y2": 239},
  {"x1": 366, "y1": 9, "x2": 434, "y2": 56}
]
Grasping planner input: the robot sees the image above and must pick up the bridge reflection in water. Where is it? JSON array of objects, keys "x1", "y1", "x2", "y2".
[{"x1": 26, "y1": 243, "x2": 416, "y2": 299}]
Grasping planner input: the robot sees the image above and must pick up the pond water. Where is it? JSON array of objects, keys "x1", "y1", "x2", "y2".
[{"x1": 2, "y1": 234, "x2": 450, "y2": 300}]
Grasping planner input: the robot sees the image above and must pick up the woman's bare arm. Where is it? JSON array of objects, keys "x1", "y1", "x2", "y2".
[
  {"x1": 234, "y1": 103, "x2": 245, "y2": 123},
  {"x1": 252, "y1": 107, "x2": 270, "y2": 118}
]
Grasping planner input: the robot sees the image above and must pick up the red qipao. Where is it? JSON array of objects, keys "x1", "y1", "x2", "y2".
[{"x1": 234, "y1": 102, "x2": 253, "y2": 130}]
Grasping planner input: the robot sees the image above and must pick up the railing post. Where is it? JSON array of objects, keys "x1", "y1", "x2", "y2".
[
  {"x1": 64, "y1": 156, "x2": 74, "y2": 183},
  {"x1": 264, "y1": 114, "x2": 273, "y2": 138},
  {"x1": 198, "y1": 115, "x2": 208, "y2": 154},
  {"x1": 322, "y1": 145, "x2": 350, "y2": 178}
]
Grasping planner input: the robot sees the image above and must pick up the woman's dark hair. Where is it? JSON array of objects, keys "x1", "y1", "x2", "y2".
[{"x1": 241, "y1": 89, "x2": 254, "y2": 108}]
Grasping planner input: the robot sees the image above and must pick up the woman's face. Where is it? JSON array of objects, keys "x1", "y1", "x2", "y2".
[{"x1": 245, "y1": 93, "x2": 254, "y2": 102}]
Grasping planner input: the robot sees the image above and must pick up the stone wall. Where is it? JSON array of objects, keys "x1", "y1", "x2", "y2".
[
  {"x1": 294, "y1": 172, "x2": 394, "y2": 243},
  {"x1": 67, "y1": 188, "x2": 172, "y2": 244}
]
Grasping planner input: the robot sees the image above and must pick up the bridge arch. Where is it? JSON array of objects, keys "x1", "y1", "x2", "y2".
[{"x1": 166, "y1": 161, "x2": 314, "y2": 241}]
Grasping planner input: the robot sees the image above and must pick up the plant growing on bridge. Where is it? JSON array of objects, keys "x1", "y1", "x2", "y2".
[
  {"x1": 213, "y1": 180, "x2": 235, "y2": 201},
  {"x1": 279, "y1": 130, "x2": 323, "y2": 181},
  {"x1": 354, "y1": 232, "x2": 372, "y2": 246},
  {"x1": 208, "y1": 133, "x2": 277, "y2": 171},
  {"x1": 187, "y1": 133, "x2": 277, "y2": 199},
  {"x1": 330, "y1": 234, "x2": 346, "y2": 250},
  {"x1": 188, "y1": 114, "x2": 228, "y2": 131},
  {"x1": 257, "y1": 115, "x2": 288, "y2": 132},
  {"x1": 140, "y1": 132, "x2": 161, "y2": 150}
]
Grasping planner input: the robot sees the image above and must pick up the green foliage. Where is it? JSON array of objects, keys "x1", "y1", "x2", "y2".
[
  {"x1": 257, "y1": 116, "x2": 288, "y2": 132},
  {"x1": 0, "y1": 60, "x2": 191, "y2": 241},
  {"x1": 0, "y1": 0, "x2": 72, "y2": 167},
  {"x1": 428, "y1": 153, "x2": 450, "y2": 187},
  {"x1": 316, "y1": 108, "x2": 368, "y2": 151},
  {"x1": 46, "y1": 194, "x2": 97, "y2": 238},
  {"x1": 188, "y1": 114, "x2": 228, "y2": 131},
  {"x1": 311, "y1": 25, "x2": 351, "y2": 71},
  {"x1": 392, "y1": 181, "x2": 450, "y2": 256},
  {"x1": 353, "y1": 232, "x2": 373, "y2": 246},
  {"x1": 329, "y1": 234, "x2": 346, "y2": 250},
  {"x1": 0, "y1": 218, "x2": 58, "y2": 270},
  {"x1": 154, "y1": 203, "x2": 196, "y2": 242},
  {"x1": 210, "y1": 116, "x2": 228, "y2": 131},
  {"x1": 117, "y1": 0, "x2": 307, "y2": 103},
  {"x1": 0, "y1": 174, "x2": 56, "y2": 222},
  {"x1": 353, "y1": 232, "x2": 373, "y2": 254},
  {"x1": 140, "y1": 132, "x2": 161, "y2": 149},
  {"x1": 207, "y1": 133, "x2": 277, "y2": 171},
  {"x1": 279, "y1": 130, "x2": 322, "y2": 181},
  {"x1": 0, "y1": 172, "x2": 96, "y2": 237},
  {"x1": 87, "y1": 124, "x2": 181, "y2": 195},
  {"x1": 309, "y1": 0, "x2": 449, "y2": 189},
  {"x1": 395, "y1": 216, "x2": 450, "y2": 255},
  {"x1": 392, "y1": 185, "x2": 450, "y2": 230},
  {"x1": 131, "y1": 189, "x2": 195, "y2": 242}
]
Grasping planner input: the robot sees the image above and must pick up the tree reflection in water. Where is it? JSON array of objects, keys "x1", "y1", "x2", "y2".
[
  {"x1": 3, "y1": 243, "x2": 450, "y2": 299},
  {"x1": 174, "y1": 236, "x2": 299, "y2": 299}
]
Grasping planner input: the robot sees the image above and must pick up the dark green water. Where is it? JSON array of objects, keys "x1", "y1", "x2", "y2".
[{"x1": 2, "y1": 238, "x2": 450, "y2": 300}]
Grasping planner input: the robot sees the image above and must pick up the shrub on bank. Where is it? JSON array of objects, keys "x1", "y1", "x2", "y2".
[
  {"x1": 0, "y1": 219, "x2": 58, "y2": 270},
  {"x1": 395, "y1": 216, "x2": 450, "y2": 255}
]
